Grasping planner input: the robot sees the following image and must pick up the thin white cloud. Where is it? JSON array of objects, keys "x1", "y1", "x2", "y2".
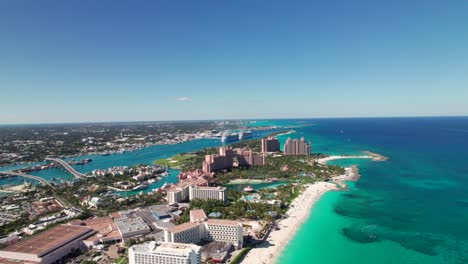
[{"x1": 176, "y1": 97, "x2": 193, "y2": 102}]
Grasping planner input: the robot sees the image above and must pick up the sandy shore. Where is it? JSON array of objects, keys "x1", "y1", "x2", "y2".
[
  {"x1": 332, "y1": 165, "x2": 360, "y2": 189},
  {"x1": 241, "y1": 181, "x2": 338, "y2": 264},
  {"x1": 317, "y1": 155, "x2": 371, "y2": 164},
  {"x1": 317, "y1": 151, "x2": 388, "y2": 165}
]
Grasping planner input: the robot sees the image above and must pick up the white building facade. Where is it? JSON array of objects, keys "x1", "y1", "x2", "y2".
[
  {"x1": 164, "y1": 210, "x2": 243, "y2": 248},
  {"x1": 189, "y1": 186, "x2": 227, "y2": 202},
  {"x1": 129, "y1": 241, "x2": 201, "y2": 264}
]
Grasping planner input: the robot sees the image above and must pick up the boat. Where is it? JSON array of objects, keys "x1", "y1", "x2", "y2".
[
  {"x1": 161, "y1": 171, "x2": 169, "y2": 176},
  {"x1": 239, "y1": 130, "x2": 252, "y2": 140},
  {"x1": 243, "y1": 186, "x2": 254, "y2": 192},
  {"x1": 132, "y1": 184, "x2": 148, "y2": 191},
  {"x1": 147, "y1": 179, "x2": 156, "y2": 183},
  {"x1": 221, "y1": 131, "x2": 239, "y2": 143},
  {"x1": 101, "y1": 152, "x2": 111, "y2": 156}
]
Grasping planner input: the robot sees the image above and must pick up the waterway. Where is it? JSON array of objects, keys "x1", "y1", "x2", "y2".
[{"x1": 0, "y1": 129, "x2": 280, "y2": 195}]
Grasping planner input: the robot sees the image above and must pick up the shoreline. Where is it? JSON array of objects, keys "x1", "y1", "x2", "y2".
[
  {"x1": 240, "y1": 181, "x2": 339, "y2": 264},
  {"x1": 240, "y1": 167, "x2": 361, "y2": 264},
  {"x1": 317, "y1": 151, "x2": 388, "y2": 164}
]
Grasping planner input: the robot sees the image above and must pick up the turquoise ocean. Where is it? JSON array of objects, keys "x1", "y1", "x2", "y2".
[
  {"x1": 272, "y1": 117, "x2": 468, "y2": 264},
  {"x1": 2, "y1": 117, "x2": 468, "y2": 263}
]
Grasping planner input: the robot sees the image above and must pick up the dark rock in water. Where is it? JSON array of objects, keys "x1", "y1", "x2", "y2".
[
  {"x1": 396, "y1": 234, "x2": 440, "y2": 256},
  {"x1": 342, "y1": 227, "x2": 381, "y2": 244},
  {"x1": 342, "y1": 193, "x2": 365, "y2": 199},
  {"x1": 334, "y1": 206, "x2": 351, "y2": 217}
]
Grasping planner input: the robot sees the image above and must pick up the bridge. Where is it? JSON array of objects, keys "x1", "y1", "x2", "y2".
[
  {"x1": 45, "y1": 158, "x2": 89, "y2": 179},
  {"x1": 0, "y1": 171, "x2": 55, "y2": 189}
]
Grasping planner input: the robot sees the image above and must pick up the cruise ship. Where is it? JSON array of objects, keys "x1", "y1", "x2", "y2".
[
  {"x1": 239, "y1": 130, "x2": 253, "y2": 140},
  {"x1": 221, "y1": 131, "x2": 239, "y2": 143}
]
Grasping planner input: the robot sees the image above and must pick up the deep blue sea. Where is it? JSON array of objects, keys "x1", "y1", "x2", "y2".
[{"x1": 273, "y1": 117, "x2": 468, "y2": 264}]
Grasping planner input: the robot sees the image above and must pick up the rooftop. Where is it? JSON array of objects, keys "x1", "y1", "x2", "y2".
[
  {"x1": 167, "y1": 222, "x2": 200, "y2": 234},
  {"x1": 191, "y1": 186, "x2": 226, "y2": 191},
  {"x1": 132, "y1": 241, "x2": 200, "y2": 254},
  {"x1": 206, "y1": 219, "x2": 241, "y2": 227},
  {"x1": 0, "y1": 225, "x2": 94, "y2": 257},
  {"x1": 114, "y1": 217, "x2": 150, "y2": 234},
  {"x1": 190, "y1": 209, "x2": 207, "y2": 222},
  {"x1": 73, "y1": 217, "x2": 122, "y2": 242}
]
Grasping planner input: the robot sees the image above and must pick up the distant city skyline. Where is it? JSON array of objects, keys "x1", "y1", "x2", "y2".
[{"x1": 1, "y1": 0, "x2": 468, "y2": 124}]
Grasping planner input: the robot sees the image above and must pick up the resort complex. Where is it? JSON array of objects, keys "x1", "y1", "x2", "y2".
[
  {"x1": 164, "y1": 209, "x2": 243, "y2": 248},
  {"x1": 0, "y1": 129, "x2": 363, "y2": 264},
  {"x1": 283, "y1": 137, "x2": 311, "y2": 156},
  {"x1": 261, "y1": 136, "x2": 281, "y2": 153},
  {"x1": 202, "y1": 146, "x2": 266, "y2": 173}
]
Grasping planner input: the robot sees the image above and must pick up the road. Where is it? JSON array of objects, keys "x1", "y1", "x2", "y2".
[{"x1": 45, "y1": 158, "x2": 89, "y2": 179}]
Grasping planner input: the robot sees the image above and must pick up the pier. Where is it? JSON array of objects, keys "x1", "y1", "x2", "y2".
[{"x1": 45, "y1": 158, "x2": 89, "y2": 179}]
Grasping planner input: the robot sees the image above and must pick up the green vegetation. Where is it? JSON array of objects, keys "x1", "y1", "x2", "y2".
[
  {"x1": 215, "y1": 155, "x2": 345, "y2": 184},
  {"x1": 154, "y1": 154, "x2": 196, "y2": 169},
  {"x1": 177, "y1": 183, "x2": 305, "y2": 224},
  {"x1": 230, "y1": 246, "x2": 253, "y2": 264},
  {"x1": 155, "y1": 148, "x2": 218, "y2": 171}
]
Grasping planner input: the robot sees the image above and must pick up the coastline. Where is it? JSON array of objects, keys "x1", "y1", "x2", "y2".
[
  {"x1": 317, "y1": 151, "x2": 388, "y2": 165},
  {"x1": 240, "y1": 181, "x2": 339, "y2": 264},
  {"x1": 240, "y1": 166, "x2": 361, "y2": 264}
]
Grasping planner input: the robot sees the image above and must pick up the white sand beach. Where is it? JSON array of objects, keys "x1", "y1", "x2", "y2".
[
  {"x1": 241, "y1": 181, "x2": 339, "y2": 264},
  {"x1": 317, "y1": 152, "x2": 388, "y2": 164},
  {"x1": 317, "y1": 155, "x2": 371, "y2": 164}
]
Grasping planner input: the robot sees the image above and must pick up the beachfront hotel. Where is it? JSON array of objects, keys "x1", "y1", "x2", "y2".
[
  {"x1": 283, "y1": 137, "x2": 311, "y2": 156},
  {"x1": 189, "y1": 186, "x2": 227, "y2": 203},
  {"x1": 129, "y1": 241, "x2": 201, "y2": 264},
  {"x1": 164, "y1": 209, "x2": 243, "y2": 248},
  {"x1": 261, "y1": 136, "x2": 281, "y2": 153}
]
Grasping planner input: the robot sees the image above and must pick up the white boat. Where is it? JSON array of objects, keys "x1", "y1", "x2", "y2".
[
  {"x1": 221, "y1": 131, "x2": 239, "y2": 143},
  {"x1": 243, "y1": 186, "x2": 254, "y2": 192}
]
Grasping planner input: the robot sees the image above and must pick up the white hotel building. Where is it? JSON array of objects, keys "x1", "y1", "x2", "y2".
[
  {"x1": 167, "y1": 185, "x2": 227, "y2": 205},
  {"x1": 129, "y1": 241, "x2": 201, "y2": 264},
  {"x1": 164, "y1": 209, "x2": 243, "y2": 248},
  {"x1": 189, "y1": 186, "x2": 227, "y2": 202}
]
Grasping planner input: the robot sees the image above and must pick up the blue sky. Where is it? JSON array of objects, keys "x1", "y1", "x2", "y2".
[{"x1": 1, "y1": 0, "x2": 467, "y2": 124}]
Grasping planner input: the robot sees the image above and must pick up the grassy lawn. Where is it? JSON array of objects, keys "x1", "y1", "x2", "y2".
[{"x1": 154, "y1": 153, "x2": 196, "y2": 169}]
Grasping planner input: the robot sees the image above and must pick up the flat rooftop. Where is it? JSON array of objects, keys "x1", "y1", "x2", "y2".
[
  {"x1": 74, "y1": 217, "x2": 122, "y2": 242},
  {"x1": 192, "y1": 186, "x2": 226, "y2": 191},
  {"x1": 132, "y1": 241, "x2": 200, "y2": 254},
  {"x1": 206, "y1": 219, "x2": 240, "y2": 227},
  {"x1": 114, "y1": 217, "x2": 150, "y2": 234},
  {"x1": 0, "y1": 225, "x2": 94, "y2": 257},
  {"x1": 167, "y1": 222, "x2": 199, "y2": 233}
]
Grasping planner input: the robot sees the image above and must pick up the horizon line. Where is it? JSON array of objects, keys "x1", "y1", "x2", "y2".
[{"x1": 1, "y1": 115, "x2": 467, "y2": 127}]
